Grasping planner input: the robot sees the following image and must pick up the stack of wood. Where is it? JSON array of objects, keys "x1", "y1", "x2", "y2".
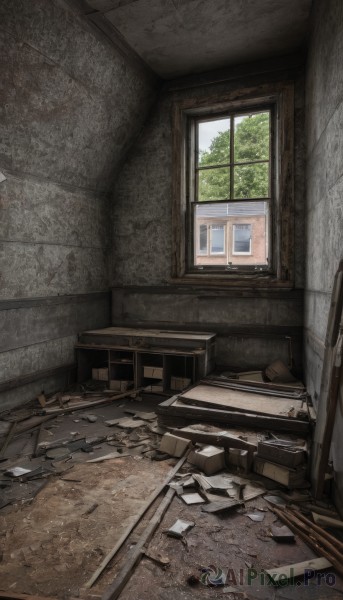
[
  {"x1": 272, "y1": 505, "x2": 343, "y2": 577},
  {"x1": 253, "y1": 439, "x2": 308, "y2": 488}
]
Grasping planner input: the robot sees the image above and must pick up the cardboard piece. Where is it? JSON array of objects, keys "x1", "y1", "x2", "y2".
[
  {"x1": 254, "y1": 456, "x2": 307, "y2": 488},
  {"x1": 257, "y1": 440, "x2": 306, "y2": 468},
  {"x1": 159, "y1": 433, "x2": 191, "y2": 458},
  {"x1": 188, "y1": 445, "x2": 225, "y2": 475},
  {"x1": 143, "y1": 366, "x2": 163, "y2": 379}
]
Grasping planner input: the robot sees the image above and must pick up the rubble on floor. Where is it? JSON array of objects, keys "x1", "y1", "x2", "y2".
[{"x1": 0, "y1": 377, "x2": 341, "y2": 600}]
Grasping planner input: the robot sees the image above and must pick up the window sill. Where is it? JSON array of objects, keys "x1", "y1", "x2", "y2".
[{"x1": 169, "y1": 274, "x2": 294, "y2": 289}]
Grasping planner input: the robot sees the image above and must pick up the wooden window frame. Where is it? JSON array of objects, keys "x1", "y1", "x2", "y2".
[{"x1": 171, "y1": 81, "x2": 295, "y2": 288}]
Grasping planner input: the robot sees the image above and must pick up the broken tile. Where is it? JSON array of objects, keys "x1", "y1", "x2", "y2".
[
  {"x1": 86, "y1": 451, "x2": 129, "y2": 462},
  {"x1": 115, "y1": 418, "x2": 146, "y2": 429},
  {"x1": 201, "y1": 499, "x2": 243, "y2": 514},
  {"x1": 4, "y1": 467, "x2": 32, "y2": 477},
  {"x1": 181, "y1": 493, "x2": 205, "y2": 505},
  {"x1": 247, "y1": 512, "x2": 265, "y2": 522},
  {"x1": 188, "y1": 445, "x2": 225, "y2": 475},
  {"x1": 165, "y1": 519, "x2": 194, "y2": 538},
  {"x1": 271, "y1": 525, "x2": 295, "y2": 542}
]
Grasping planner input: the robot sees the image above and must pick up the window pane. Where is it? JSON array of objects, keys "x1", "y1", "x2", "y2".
[
  {"x1": 233, "y1": 224, "x2": 251, "y2": 253},
  {"x1": 211, "y1": 225, "x2": 225, "y2": 254},
  {"x1": 198, "y1": 119, "x2": 230, "y2": 167},
  {"x1": 194, "y1": 201, "x2": 269, "y2": 268},
  {"x1": 198, "y1": 167, "x2": 230, "y2": 201},
  {"x1": 233, "y1": 162, "x2": 269, "y2": 199},
  {"x1": 199, "y1": 224, "x2": 207, "y2": 254},
  {"x1": 234, "y1": 112, "x2": 270, "y2": 163}
]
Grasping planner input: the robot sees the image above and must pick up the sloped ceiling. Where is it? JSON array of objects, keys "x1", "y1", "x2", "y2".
[{"x1": 82, "y1": 0, "x2": 313, "y2": 78}]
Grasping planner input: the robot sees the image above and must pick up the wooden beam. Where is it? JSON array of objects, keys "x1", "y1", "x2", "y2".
[
  {"x1": 83, "y1": 452, "x2": 189, "y2": 589},
  {"x1": 101, "y1": 488, "x2": 175, "y2": 600},
  {"x1": 43, "y1": 387, "x2": 144, "y2": 415},
  {"x1": 171, "y1": 427, "x2": 257, "y2": 451},
  {"x1": 312, "y1": 260, "x2": 343, "y2": 498},
  {"x1": 157, "y1": 396, "x2": 310, "y2": 434}
]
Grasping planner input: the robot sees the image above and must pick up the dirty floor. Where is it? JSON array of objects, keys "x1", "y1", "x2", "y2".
[{"x1": 0, "y1": 396, "x2": 342, "y2": 600}]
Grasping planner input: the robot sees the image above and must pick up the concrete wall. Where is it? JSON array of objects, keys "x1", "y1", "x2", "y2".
[
  {"x1": 111, "y1": 65, "x2": 306, "y2": 373},
  {"x1": 304, "y1": 0, "x2": 343, "y2": 507},
  {"x1": 0, "y1": 0, "x2": 156, "y2": 411}
]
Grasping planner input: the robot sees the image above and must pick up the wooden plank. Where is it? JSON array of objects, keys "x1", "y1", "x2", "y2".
[
  {"x1": 270, "y1": 506, "x2": 343, "y2": 576},
  {"x1": 79, "y1": 326, "x2": 215, "y2": 341},
  {"x1": 76, "y1": 343, "x2": 198, "y2": 357},
  {"x1": 264, "y1": 557, "x2": 332, "y2": 583},
  {"x1": 202, "y1": 376, "x2": 305, "y2": 397},
  {"x1": 157, "y1": 397, "x2": 310, "y2": 434},
  {"x1": 101, "y1": 488, "x2": 175, "y2": 600},
  {"x1": 312, "y1": 260, "x2": 343, "y2": 498},
  {"x1": 44, "y1": 388, "x2": 143, "y2": 415},
  {"x1": 83, "y1": 452, "x2": 189, "y2": 589},
  {"x1": 179, "y1": 384, "x2": 304, "y2": 418},
  {"x1": 287, "y1": 508, "x2": 343, "y2": 554},
  {"x1": 0, "y1": 416, "x2": 55, "y2": 443},
  {"x1": 312, "y1": 513, "x2": 343, "y2": 530},
  {"x1": 171, "y1": 426, "x2": 257, "y2": 451}
]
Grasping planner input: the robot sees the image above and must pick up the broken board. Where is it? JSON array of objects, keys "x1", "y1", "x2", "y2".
[
  {"x1": 157, "y1": 396, "x2": 310, "y2": 434},
  {"x1": 264, "y1": 557, "x2": 332, "y2": 583},
  {"x1": 179, "y1": 384, "x2": 305, "y2": 419}
]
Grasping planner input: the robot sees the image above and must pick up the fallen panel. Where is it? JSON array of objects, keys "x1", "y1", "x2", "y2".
[{"x1": 179, "y1": 384, "x2": 305, "y2": 419}]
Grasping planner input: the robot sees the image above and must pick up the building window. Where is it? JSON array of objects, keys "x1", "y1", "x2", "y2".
[
  {"x1": 199, "y1": 224, "x2": 208, "y2": 254},
  {"x1": 210, "y1": 224, "x2": 225, "y2": 254},
  {"x1": 233, "y1": 224, "x2": 252, "y2": 254},
  {"x1": 172, "y1": 82, "x2": 295, "y2": 286}
]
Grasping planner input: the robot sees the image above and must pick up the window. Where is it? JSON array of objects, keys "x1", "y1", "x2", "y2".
[
  {"x1": 192, "y1": 108, "x2": 271, "y2": 271},
  {"x1": 199, "y1": 224, "x2": 208, "y2": 254},
  {"x1": 210, "y1": 225, "x2": 225, "y2": 254},
  {"x1": 233, "y1": 224, "x2": 252, "y2": 254},
  {"x1": 197, "y1": 223, "x2": 226, "y2": 256},
  {"x1": 172, "y1": 82, "x2": 295, "y2": 286}
]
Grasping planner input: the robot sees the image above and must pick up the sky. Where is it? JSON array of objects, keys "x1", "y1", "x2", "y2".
[
  {"x1": 198, "y1": 116, "x2": 246, "y2": 153},
  {"x1": 198, "y1": 118, "x2": 229, "y2": 153}
]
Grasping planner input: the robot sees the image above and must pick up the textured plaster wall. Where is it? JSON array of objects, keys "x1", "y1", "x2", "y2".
[
  {"x1": 304, "y1": 0, "x2": 343, "y2": 399},
  {"x1": 111, "y1": 69, "x2": 306, "y2": 371},
  {"x1": 304, "y1": 0, "x2": 343, "y2": 508},
  {"x1": 0, "y1": 0, "x2": 156, "y2": 410}
]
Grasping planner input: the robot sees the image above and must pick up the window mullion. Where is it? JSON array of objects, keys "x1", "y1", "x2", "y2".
[{"x1": 230, "y1": 115, "x2": 234, "y2": 200}]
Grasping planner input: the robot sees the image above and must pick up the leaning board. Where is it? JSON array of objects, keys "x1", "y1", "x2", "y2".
[{"x1": 179, "y1": 384, "x2": 304, "y2": 419}]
